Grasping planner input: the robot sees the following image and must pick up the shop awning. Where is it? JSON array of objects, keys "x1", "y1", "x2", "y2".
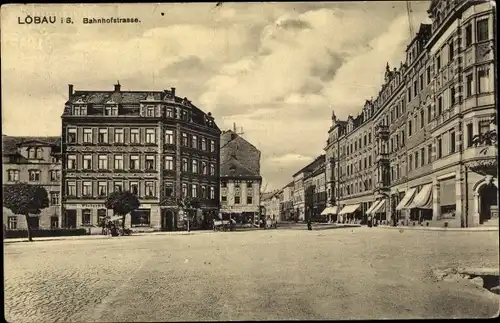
[
  {"x1": 365, "y1": 201, "x2": 380, "y2": 215},
  {"x1": 338, "y1": 204, "x2": 360, "y2": 215},
  {"x1": 406, "y1": 184, "x2": 433, "y2": 209},
  {"x1": 395, "y1": 188, "x2": 417, "y2": 210},
  {"x1": 372, "y1": 200, "x2": 387, "y2": 214},
  {"x1": 321, "y1": 206, "x2": 339, "y2": 215}
]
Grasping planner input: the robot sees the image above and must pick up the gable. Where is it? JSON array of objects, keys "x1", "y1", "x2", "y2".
[{"x1": 220, "y1": 158, "x2": 259, "y2": 177}]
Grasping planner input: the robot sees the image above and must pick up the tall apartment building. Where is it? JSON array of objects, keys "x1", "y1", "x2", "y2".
[
  {"x1": 325, "y1": 0, "x2": 497, "y2": 227},
  {"x1": 60, "y1": 83, "x2": 221, "y2": 231},
  {"x1": 292, "y1": 155, "x2": 326, "y2": 221},
  {"x1": 304, "y1": 163, "x2": 327, "y2": 222},
  {"x1": 219, "y1": 129, "x2": 262, "y2": 222},
  {"x1": 280, "y1": 181, "x2": 294, "y2": 221},
  {"x1": 2, "y1": 136, "x2": 62, "y2": 229}
]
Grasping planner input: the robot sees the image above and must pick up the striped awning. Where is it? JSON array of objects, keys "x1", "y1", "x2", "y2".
[
  {"x1": 338, "y1": 204, "x2": 360, "y2": 215},
  {"x1": 365, "y1": 201, "x2": 380, "y2": 215},
  {"x1": 321, "y1": 206, "x2": 339, "y2": 215},
  {"x1": 396, "y1": 188, "x2": 417, "y2": 211},
  {"x1": 406, "y1": 184, "x2": 433, "y2": 210},
  {"x1": 372, "y1": 200, "x2": 387, "y2": 214}
]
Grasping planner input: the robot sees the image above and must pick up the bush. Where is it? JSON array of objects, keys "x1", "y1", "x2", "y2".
[{"x1": 5, "y1": 228, "x2": 88, "y2": 239}]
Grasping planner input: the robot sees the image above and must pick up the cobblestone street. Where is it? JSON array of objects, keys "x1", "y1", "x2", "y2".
[{"x1": 4, "y1": 227, "x2": 500, "y2": 322}]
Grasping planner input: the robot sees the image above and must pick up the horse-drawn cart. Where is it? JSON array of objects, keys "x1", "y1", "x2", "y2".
[{"x1": 213, "y1": 219, "x2": 236, "y2": 231}]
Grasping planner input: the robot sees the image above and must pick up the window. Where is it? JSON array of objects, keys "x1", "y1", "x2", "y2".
[
  {"x1": 221, "y1": 181, "x2": 227, "y2": 188},
  {"x1": 210, "y1": 140, "x2": 215, "y2": 152},
  {"x1": 235, "y1": 196, "x2": 241, "y2": 204},
  {"x1": 114, "y1": 128, "x2": 124, "y2": 143},
  {"x1": 114, "y1": 181, "x2": 123, "y2": 192},
  {"x1": 50, "y1": 192, "x2": 60, "y2": 205},
  {"x1": 466, "y1": 123, "x2": 474, "y2": 148},
  {"x1": 68, "y1": 128, "x2": 77, "y2": 143},
  {"x1": 192, "y1": 160, "x2": 198, "y2": 173},
  {"x1": 98, "y1": 209, "x2": 107, "y2": 224},
  {"x1": 234, "y1": 181, "x2": 241, "y2": 188},
  {"x1": 29, "y1": 170, "x2": 40, "y2": 182},
  {"x1": 465, "y1": 24, "x2": 472, "y2": 46},
  {"x1": 201, "y1": 138, "x2": 207, "y2": 151},
  {"x1": 130, "y1": 155, "x2": 139, "y2": 170},
  {"x1": 450, "y1": 131, "x2": 456, "y2": 153},
  {"x1": 209, "y1": 163, "x2": 215, "y2": 176},
  {"x1": 165, "y1": 129, "x2": 174, "y2": 144},
  {"x1": 191, "y1": 184, "x2": 198, "y2": 198},
  {"x1": 98, "y1": 155, "x2": 108, "y2": 169},
  {"x1": 98, "y1": 182, "x2": 107, "y2": 196},
  {"x1": 83, "y1": 155, "x2": 92, "y2": 169},
  {"x1": 450, "y1": 86, "x2": 456, "y2": 106},
  {"x1": 164, "y1": 156, "x2": 174, "y2": 170},
  {"x1": 427, "y1": 106, "x2": 432, "y2": 123},
  {"x1": 130, "y1": 182, "x2": 139, "y2": 195},
  {"x1": 419, "y1": 74, "x2": 424, "y2": 91},
  {"x1": 114, "y1": 155, "x2": 123, "y2": 170},
  {"x1": 83, "y1": 128, "x2": 93, "y2": 143},
  {"x1": 478, "y1": 68, "x2": 490, "y2": 93},
  {"x1": 449, "y1": 42, "x2": 454, "y2": 61},
  {"x1": 420, "y1": 110, "x2": 425, "y2": 129},
  {"x1": 145, "y1": 129, "x2": 156, "y2": 144},
  {"x1": 8, "y1": 216, "x2": 17, "y2": 230},
  {"x1": 130, "y1": 129, "x2": 139, "y2": 144},
  {"x1": 221, "y1": 195, "x2": 227, "y2": 202},
  {"x1": 210, "y1": 186, "x2": 215, "y2": 199},
  {"x1": 28, "y1": 147, "x2": 36, "y2": 159},
  {"x1": 413, "y1": 80, "x2": 418, "y2": 96},
  {"x1": 182, "y1": 158, "x2": 188, "y2": 172},
  {"x1": 201, "y1": 185, "x2": 207, "y2": 198},
  {"x1": 165, "y1": 183, "x2": 174, "y2": 197},
  {"x1": 146, "y1": 105, "x2": 155, "y2": 117},
  {"x1": 145, "y1": 156, "x2": 155, "y2": 170},
  {"x1": 67, "y1": 181, "x2": 76, "y2": 196},
  {"x1": 427, "y1": 145, "x2": 432, "y2": 164},
  {"x1": 368, "y1": 133, "x2": 371, "y2": 144},
  {"x1": 98, "y1": 129, "x2": 108, "y2": 144},
  {"x1": 7, "y1": 169, "x2": 19, "y2": 182},
  {"x1": 437, "y1": 137, "x2": 443, "y2": 159},
  {"x1": 51, "y1": 216, "x2": 59, "y2": 229},
  {"x1": 105, "y1": 105, "x2": 118, "y2": 116},
  {"x1": 144, "y1": 181, "x2": 155, "y2": 196},
  {"x1": 426, "y1": 66, "x2": 431, "y2": 84},
  {"x1": 82, "y1": 181, "x2": 92, "y2": 196},
  {"x1": 201, "y1": 161, "x2": 208, "y2": 175},
  {"x1": 408, "y1": 120, "x2": 412, "y2": 136},
  {"x1": 414, "y1": 152, "x2": 419, "y2": 169},
  {"x1": 479, "y1": 120, "x2": 490, "y2": 135},
  {"x1": 437, "y1": 96, "x2": 443, "y2": 115},
  {"x1": 408, "y1": 88, "x2": 412, "y2": 102},
  {"x1": 182, "y1": 133, "x2": 189, "y2": 146},
  {"x1": 131, "y1": 210, "x2": 150, "y2": 227},
  {"x1": 247, "y1": 196, "x2": 253, "y2": 204},
  {"x1": 436, "y1": 53, "x2": 441, "y2": 71},
  {"x1": 420, "y1": 148, "x2": 425, "y2": 166},
  {"x1": 476, "y1": 18, "x2": 489, "y2": 42},
  {"x1": 182, "y1": 183, "x2": 188, "y2": 197},
  {"x1": 409, "y1": 154, "x2": 413, "y2": 171},
  {"x1": 166, "y1": 108, "x2": 174, "y2": 118},
  {"x1": 82, "y1": 209, "x2": 92, "y2": 226},
  {"x1": 192, "y1": 135, "x2": 198, "y2": 149},
  {"x1": 247, "y1": 181, "x2": 253, "y2": 188},
  {"x1": 466, "y1": 74, "x2": 473, "y2": 97}
]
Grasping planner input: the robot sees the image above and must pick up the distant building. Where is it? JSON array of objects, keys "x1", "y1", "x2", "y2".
[
  {"x1": 2, "y1": 136, "x2": 62, "y2": 230},
  {"x1": 304, "y1": 163, "x2": 326, "y2": 222},
  {"x1": 292, "y1": 155, "x2": 326, "y2": 221},
  {"x1": 280, "y1": 181, "x2": 294, "y2": 221},
  {"x1": 60, "y1": 83, "x2": 221, "y2": 231},
  {"x1": 261, "y1": 190, "x2": 281, "y2": 224},
  {"x1": 219, "y1": 128, "x2": 262, "y2": 223}
]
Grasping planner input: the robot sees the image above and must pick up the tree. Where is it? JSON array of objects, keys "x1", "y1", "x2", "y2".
[
  {"x1": 104, "y1": 191, "x2": 140, "y2": 232},
  {"x1": 3, "y1": 183, "x2": 50, "y2": 242}
]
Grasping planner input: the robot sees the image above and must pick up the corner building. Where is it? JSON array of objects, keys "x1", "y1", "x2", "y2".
[
  {"x1": 325, "y1": 0, "x2": 497, "y2": 228},
  {"x1": 60, "y1": 83, "x2": 220, "y2": 231}
]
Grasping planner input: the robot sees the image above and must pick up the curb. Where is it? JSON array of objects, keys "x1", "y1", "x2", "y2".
[{"x1": 376, "y1": 225, "x2": 499, "y2": 232}]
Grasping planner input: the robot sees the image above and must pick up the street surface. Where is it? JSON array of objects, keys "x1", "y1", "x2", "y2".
[{"x1": 4, "y1": 227, "x2": 500, "y2": 321}]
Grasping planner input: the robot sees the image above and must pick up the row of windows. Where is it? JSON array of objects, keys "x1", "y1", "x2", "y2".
[
  {"x1": 25, "y1": 147, "x2": 45, "y2": 160},
  {"x1": 338, "y1": 178, "x2": 374, "y2": 197},
  {"x1": 221, "y1": 195, "x2": 254, "y2": 205},
  {"x1": 67, "y1": 127, "x2": 217, "y2": 152},
  {"x1": 71, "y1": 104, "x2": 197, "y2": 122},
  {"x1": 221, "y1": 181, "x2": 254, "y2": 188},
  {"x1": 65, "y1": 180, "x2": 216, "y2": 199},
  {"x1": 6, "y1": 169, "x2": 61, "y2": 182},
  {"x1": 65, "y1": 154, "x2": 217, "y2": 175},
  {"x1": 345, "y1": 155, "x2": 373, "y2": 176}
]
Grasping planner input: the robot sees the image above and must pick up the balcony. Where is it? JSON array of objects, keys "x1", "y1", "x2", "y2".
[{"x1": 375, "y1": 125, "x2": 389, "y2": 138}]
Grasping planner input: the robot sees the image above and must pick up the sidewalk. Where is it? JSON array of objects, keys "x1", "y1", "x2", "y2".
[{"x1": 377, "y1": 225, "x2": 499, "y2": 232}]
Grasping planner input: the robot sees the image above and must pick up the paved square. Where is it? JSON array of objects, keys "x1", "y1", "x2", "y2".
[{"x1": 4, "y1": 227, "x2": 500, "y2": 322}]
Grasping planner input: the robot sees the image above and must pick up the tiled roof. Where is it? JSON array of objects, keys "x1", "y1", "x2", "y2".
[
  {"x1": 220, "y1": 157, "x2": 260, "y2": 178},
  {"x1": 293, "y1": 154, "x2": 326, "y2": 177},
  {"x1": 2, "y1": 136, "x2": 60, "y2": 155},
  {"x1": 71, "y1": 91, "x2": 168, "y2": 105}
]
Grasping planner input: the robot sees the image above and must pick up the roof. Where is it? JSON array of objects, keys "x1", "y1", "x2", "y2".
[
  {"x1": 2, "y1": 136, "x2": 61, "y2": 155},
  {"x1": 220, "y1": 157, "x2": 260, "y2": 178},
  {"x1": 292, "y1": 154, "x2": 326, "y2": 178},
  {"x1": 261, "y1": 190, "x2": 280, "y2": 201},
  {"x1": 220, "y1": 130, "x2": 259, "y2": 152},
  {"x1": 71, "y1": 90, "x2": 173, "y2": 105}
]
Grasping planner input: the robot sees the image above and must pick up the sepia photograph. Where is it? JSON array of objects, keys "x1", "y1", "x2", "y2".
[{"x1": 1, "y1": 1, "x2": 499, "y2": 321}]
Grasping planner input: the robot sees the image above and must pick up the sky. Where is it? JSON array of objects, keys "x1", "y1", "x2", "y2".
[{"x1": 1, "y1": 2, "x2": 431, "y2": 191}]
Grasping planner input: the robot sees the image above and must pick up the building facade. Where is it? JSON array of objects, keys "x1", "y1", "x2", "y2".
[
  {"x1": 60, "y1": 83, "x2": 221, "y2": 231},
  {"x1": 219, "y1": 129, "x2": 262, "y2": 223},
  {"x1": 261, "y1": 190, "x2": 281, "y2": 224},
  {"x1": 305, "y1": 164, "x2": 327, "y2": 222},
  {"x1": 324, "y1": 0, "x2": 497, "y2": 227},
  {"x1": 292, "y1": 155, "x2": 326, "y2": 222},
  {"x1": 2, "y1": 136, "x2": 62, "y2": 230},
  {"x1": 280, "y1": 181, "x2": 294, "y2": 221}
]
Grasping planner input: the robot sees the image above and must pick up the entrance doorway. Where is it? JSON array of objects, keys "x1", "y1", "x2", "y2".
[
  {"x1": 479, "y1": 184, "x2": 498, "y2": 224},
  {"x1": 64, "y1": 210, "x2": 77, "y2": 228},
  {"x1": 161, "y1": 209, "x2": 175, "y2": 231}
]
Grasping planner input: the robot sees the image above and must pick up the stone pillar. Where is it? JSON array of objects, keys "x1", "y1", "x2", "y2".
[
  {"x1": 76, "y1": 209, "x2": 82, "y2": 228},
  {"x1": 472, "y1": 192, "x2": 481, "y2": 226},
  {"x1": 455, "y1": 169, "x2": 463, "y2": 227},
  {"x1": 432, "y1": 178, "x2": 440, "y2": 221}
]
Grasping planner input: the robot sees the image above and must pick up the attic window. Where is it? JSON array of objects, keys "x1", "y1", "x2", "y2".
[{"x1": 73, "y1": 105, "x2": 87, "y2": 116}]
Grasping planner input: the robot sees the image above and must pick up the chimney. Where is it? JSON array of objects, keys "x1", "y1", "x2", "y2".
[
  {"x1": 171, "y1": 87, "x2": 176, "y2": 98},
  {"x1": 114, "y1": 81, "x2": 121, "y2": 92},
  {"x1": 68, "y1": 84, "x2": 74, "y2": 98}
]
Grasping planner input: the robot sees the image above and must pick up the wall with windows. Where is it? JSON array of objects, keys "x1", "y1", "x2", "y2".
[{"x1": 220, "y1": 179, "x2": 261, "y2": 213}]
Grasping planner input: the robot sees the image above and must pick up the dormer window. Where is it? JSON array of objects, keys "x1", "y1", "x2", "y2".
[
  {"x1": 105, "y1": 105, "x2": 118, "y2": 116},
  {"x1": 73, "y1": 105, "x2": 87, "y2": 116},
  {"x1": 28, "y1": 147, "x2": 36, "y2": 159},
  {"x1": 146, "y1": 105, "x2": 155, "y2": 117},
  {"x1": 166, "y1": 107, "x2": 174, "y2": 118}
]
